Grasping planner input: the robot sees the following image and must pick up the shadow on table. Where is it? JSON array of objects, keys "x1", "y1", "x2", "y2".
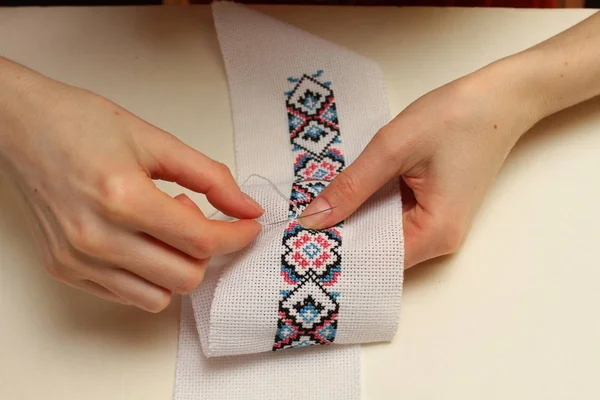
[{"x1": 513, "y1": 95, "x2": 600, "y2": 158}]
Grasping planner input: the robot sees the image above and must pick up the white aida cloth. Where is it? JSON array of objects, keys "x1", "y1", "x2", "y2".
[{"x1": 174, "y1": 2, "x2": 404, "y2": 399}]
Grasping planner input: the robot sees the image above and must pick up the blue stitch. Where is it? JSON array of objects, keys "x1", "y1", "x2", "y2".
[
  {"x1": 316, "y1": 324, "x2": 336, "y2": 341},
  {"x1": 274, "y1": 71, "x2": 345, "y2": 351}
]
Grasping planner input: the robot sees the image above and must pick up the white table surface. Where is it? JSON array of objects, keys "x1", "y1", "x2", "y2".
[{"x1": 1, "y1": 4, "x2": 599, "y2": 399}]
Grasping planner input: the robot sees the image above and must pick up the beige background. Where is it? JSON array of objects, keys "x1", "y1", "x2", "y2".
[{"x1": 1, "y1": 5, "x2": 599, "y2": 399}]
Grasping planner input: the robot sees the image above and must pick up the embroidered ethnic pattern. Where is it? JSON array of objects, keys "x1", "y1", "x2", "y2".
[{"x1": 273, "y1": 70, "x2": 345, "y2": 350}]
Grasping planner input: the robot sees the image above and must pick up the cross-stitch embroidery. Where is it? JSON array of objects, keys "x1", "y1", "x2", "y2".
[{"x1": 273, "y1": 71, "x2": 345, "y2": 350}]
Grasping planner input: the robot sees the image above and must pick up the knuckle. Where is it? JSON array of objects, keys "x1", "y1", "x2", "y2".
[
  {"x1": 192, "y1": 236, "x2": 217, "y2": 259},
  {"x1": 52, "y1": 244, "x2": 76, "y2": 269},
  {"x1": 215, "y1": 162, "x2": 232, "y2": 176},
  {"x1": 45, "y1": 247, "x2": 76, "y2": 283},
  {"x1": 377, "y1": 123, "x2": 417, "y2": 160},
  {"x1": 375, "y1": 134, "x2": 396, "y2": 160},
  {"x1": 330, "y1": 171, "x2": 359, "y2": 204},
  {"x1": 375, "y1": 124, "x2": 397, "y2": 145},
  {"x1": 376, "y1": 125, "x2": 409, "y2": 162},
  {"x1": 63, "y1": 220, "x2": 105, "y2": 257},
  {"x1": 45, "y1": 261, "x2": 67, "y2": 282},
  {"x1": 213, "y1": 162, "x2": 234, "y2": 183},
  {"x1": 175, "y1": 264, "x2": 207, "y2": 294},
  {"x1": 97, "y1": 174, "x2": 135, "y2": 220}
]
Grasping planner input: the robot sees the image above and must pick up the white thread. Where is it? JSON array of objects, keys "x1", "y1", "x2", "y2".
[
  {"x1": 243, "y1": 174, "x2": 300, "y2": 216},
  {"x1": 206, "y1": 174, "x2": 337, "y2": 226},
  {"x1": 263, "y1": 205, "x2": 338, "y2": 226}
]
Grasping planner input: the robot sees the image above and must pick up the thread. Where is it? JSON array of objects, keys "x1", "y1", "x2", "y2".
[
  {"x1": 206, "y1": 174, "x2": 337, "y2": 226},
  {"x1": 262, "y1": 205, "x2": 338, "y2": 226}
]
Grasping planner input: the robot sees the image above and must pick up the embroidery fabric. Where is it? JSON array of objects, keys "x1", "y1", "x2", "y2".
[
  {"x1": 175, "y1": 3, "x2": 403, "y2": 399},
  {"x1": 274, "y1": 71, "x2": 345, "y2": 350}
]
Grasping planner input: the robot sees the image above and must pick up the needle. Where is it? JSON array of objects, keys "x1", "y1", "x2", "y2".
[{"x1": 262, "y1": 205, "x2": 338, "y2": 226}]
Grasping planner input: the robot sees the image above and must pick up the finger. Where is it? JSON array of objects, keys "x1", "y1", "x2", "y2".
[
  {"x1": 90, "y1": 228, "x2": 208, "y2": 295},
  {"x1": 69, "y1": 279, "x2": 130, "y2": 305},
  {"x1": 299, "y1": 128, "x2": 404, "y2": 229},
  {"x1": 114, "y1": 181, "x2": 262, "y2": 259},
  {"x1": 88, "y1": 266, "x2": 172, "y2": 313},
  {"x1": 143, "y1": 132, "x2": 263, "y2": 219},
  {"x1": 174, "y1": 193, "x2": 201, "y2": 211}
]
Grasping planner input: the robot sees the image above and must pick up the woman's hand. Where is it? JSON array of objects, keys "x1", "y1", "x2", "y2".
[
  {"x1": 301, "y1": 12, "x2": 600, "y2": 269},
  {"x1": 0, "y1": 59, "x2": 263, "y2": 312},
  {"x1": 301, "y1": 10, "x2": 600, "y2": 268},
  {"x1": 300, "y1": 59, "x2": 541, "y2": 268}
]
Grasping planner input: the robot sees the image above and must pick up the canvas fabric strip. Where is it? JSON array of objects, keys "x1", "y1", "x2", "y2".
[{"x1": 174, "y1": 2, "x2": 404, "y2": 399}]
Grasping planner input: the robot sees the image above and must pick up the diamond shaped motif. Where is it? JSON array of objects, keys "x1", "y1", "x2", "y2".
[
  {"x1": 281, "y1": 281, "x2": 337, "y2": 329},
  {"x1": 274, "y1": 71, "x2": 346, "y2": 351},
  {"x1": 292, "y1": 121, "x2": 339, "y2": 157},
  {"x1": 317, "y1": 100, "x2": 339, "y2": 128},
  {"x1": 286, "y1": 335, "x2": 319, "y2": 349},
  {"x1": 275, "y1": 315, "x2": 299, "y2": 341},
  {"x1": 295, "y1": 156, "x2": 344, "y2": 181},
  {"x1": 287, "y1": 109, "x2": 308, "y2": 137},
  {"x1": 310, "y1": 318, "x2": 337, "y2": 344},
  {"x1": 294, "y1": 296, "x2": 323, "y2": 325},
  {"x1": 295, "y1": 180, "x2": 328, "y2": 197},
  {"x1": 283, "y1": 230, "x2": 340, "y2": 276},
  {"x1": 288, "y1": 76, "x2": 332, "y2": 116},
  {"x1": 273, "y1": 313, "x2": 301, "y2": 350}
]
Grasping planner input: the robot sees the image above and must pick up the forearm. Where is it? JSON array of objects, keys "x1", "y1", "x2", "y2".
[
  {"x1": 524, "y1": 12, "x2": 600, "y2": 118},
  {"x1": 0, "y1": 57, "x2": 56, "y2": 166},
  {"x1": 488, "y1": 12, "x2": 600, "y2": 126},
  {"x1": 0, "y1": 58, "x2": 32, "y2": 154}
]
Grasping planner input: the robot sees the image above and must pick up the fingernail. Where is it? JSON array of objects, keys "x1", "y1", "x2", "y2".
[
  {"x1": 242, "y1": 193, "x2": 264, "y2": 213},
  {"x1": 299, "y1": 197, "x2": 332, "y2": 229}
]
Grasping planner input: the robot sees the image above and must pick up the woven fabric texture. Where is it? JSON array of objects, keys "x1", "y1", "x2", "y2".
[{"x1": 174, "y1": 2, "x2": 404, "y2": 399}]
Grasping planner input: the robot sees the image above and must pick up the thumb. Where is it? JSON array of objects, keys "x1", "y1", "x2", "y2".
[
  {"x1": 299, "y1": 132, "x2": 403, "y2": 229},
  {"x1": 142, "y1": 131, "x2": 264, "y2": 220}
]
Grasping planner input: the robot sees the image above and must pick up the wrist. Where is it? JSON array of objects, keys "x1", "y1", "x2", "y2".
[
  {"x1": 476, "y1": 15, "x2": 600, "y2": 131},
  {"x1": 0, "y1": 58, "x2": 52, "y2": 164},
  {"x1": 483, "y1": 51, "x2": 564, "y2": 122},
  {"x1": 461, "y1": 45, "x2": 589, "y2": 143},
  {"x1": 457, "y1": 55, "x2": 547, "y2": 143}
]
